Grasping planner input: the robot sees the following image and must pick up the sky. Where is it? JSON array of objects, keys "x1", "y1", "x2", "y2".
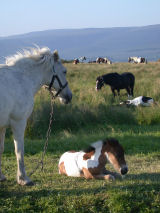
[{"x1": 0, "y1": 0, "x2": 160, "y2": 37}]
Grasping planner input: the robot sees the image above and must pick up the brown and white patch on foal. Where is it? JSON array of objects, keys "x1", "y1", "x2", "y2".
[{"x1": 58, "y1": 138, "x2": 128, "y2": 180}]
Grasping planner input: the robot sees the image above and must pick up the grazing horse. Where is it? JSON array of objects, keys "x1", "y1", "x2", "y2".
[
  {"x1": 128, "y1": 57, "x2": 141, "y2": 64},
  {"x1": 96, "y1": 57, "x2": 105, "y2": 64},
  {"x1": 59, "y1": 138, "x2": 128, "y2": 180},
  {"x1": 141, "y1": 57, "x2": 147, "y2": 63},
  {"x1": 120, "y1": 96, "x2": 154, "y2": 107},
  {"x1": 96, "y1": 72, "x2": 135, "y2": 97},
  {"x1": 104, "y1": 58, "x2": 112, "y2": 64},
  {"x1": 79, "y1": 56, "x2": 86, "y2": 63},
  {"x1": 128, "y1": 57, "x2": 147, "y2": 64},
  {"x1": 73, "y1": 58, "x2": 79, "y2": 64},
  {"x1": 0, "y1": 47, "x2": 72, "y2": 185}
]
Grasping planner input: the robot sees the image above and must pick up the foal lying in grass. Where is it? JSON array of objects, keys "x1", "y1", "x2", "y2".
[{"x1": 59, "y1": 138, "x2": 128, "y2": 181}]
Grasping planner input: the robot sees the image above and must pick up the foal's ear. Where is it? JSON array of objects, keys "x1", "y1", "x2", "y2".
[{"x1": 53, "y1": 50, "x2": 59, "y2": 62}]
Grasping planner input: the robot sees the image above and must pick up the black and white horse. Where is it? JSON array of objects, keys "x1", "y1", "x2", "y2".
[
  {"x1": 128, "y1": 57, "x2": 147, "y2": 64},
  {"x1": 79, "y1": 56, "x2": 86, "y2": 63},
  {"x1": 120, "y1": 96, "x2": 154, "y2": 107},
  {"x1": 96, "y1": 72, "x2": 135, "y2": 97}
]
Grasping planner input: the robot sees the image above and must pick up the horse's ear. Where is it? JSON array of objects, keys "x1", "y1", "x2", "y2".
[
  {"x1": 53, "y1": 50, "x2": 59, "y2": 62},
  {"x1": 96, "y1": 76, "x2": 102, "y2": 81}
]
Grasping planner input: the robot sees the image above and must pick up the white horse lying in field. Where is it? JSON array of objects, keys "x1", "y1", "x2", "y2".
[
  {"x1": 0, "y1": 47, "x2": 72, "y2": 185},
  {"x1": 120, "y1": 96, "x2": 154, "y2": 107}
]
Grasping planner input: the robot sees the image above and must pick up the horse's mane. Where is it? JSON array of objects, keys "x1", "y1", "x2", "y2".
[{"x1": 5, "y1": 46, "x2": 53, "y2": 67}]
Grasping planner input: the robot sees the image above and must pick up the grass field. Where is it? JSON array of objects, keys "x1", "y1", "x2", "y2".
[{"x1": 0, "y1": 62, "x2": 160, "y2": 212}]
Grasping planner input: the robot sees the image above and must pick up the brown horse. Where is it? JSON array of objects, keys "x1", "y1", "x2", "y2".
[
  {"x1": 59, "y1": 138, "x2": 128, "y2": 181},
  {"x1": 73, "y1": 58, "x2": 79, "y2": 64},
  {"x1": 96, "y1": 57, "x2": 105, "y2": 64}
]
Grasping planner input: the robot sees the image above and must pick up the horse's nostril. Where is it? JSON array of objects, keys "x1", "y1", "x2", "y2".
[{"x1": 121, "y1": 167, "x2": 128, "y2": 175}]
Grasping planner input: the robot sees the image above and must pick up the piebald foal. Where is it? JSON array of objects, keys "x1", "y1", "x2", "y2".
[{"x1": 59, "y1": 138, "x2": 128, "y2": 181}]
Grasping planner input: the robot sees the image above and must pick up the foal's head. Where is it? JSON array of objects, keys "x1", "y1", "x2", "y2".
[
  {"x1": 102, "y1": 138, "x2": 128, "y2": 175},
  {"x1": 96, "y1": 76, "x2": 104, "y2": 91}
]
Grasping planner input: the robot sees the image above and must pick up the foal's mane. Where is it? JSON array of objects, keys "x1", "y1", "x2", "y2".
[{"x1": 5, "y1": 46, "x2": 53, "y2": 67}]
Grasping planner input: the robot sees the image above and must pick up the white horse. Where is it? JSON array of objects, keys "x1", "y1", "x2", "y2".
[
  {"x1": 79, "y1": 56, "x2": 86, "y2": 63},
  {"x1": 120, "y1": 96, "x2": 154, "y2": 107},
  {"x1": 128, "y1": 57, "x2": 141, "y2": 64},
  {"x1": 0, "y1": 47, "x2": 72, "y2": 185},
  {"x1": 104, "y1": 57, "x2": 112, "y2": 64}
]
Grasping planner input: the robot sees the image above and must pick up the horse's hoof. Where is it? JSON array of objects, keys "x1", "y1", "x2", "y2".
[
  {"x1": 18, "y1": 180, "x2": 34, "y2": 186},
  {"x1": 17, "y1": 177, "x2": 34, "y2": 186},
  {"x1": 25, "y1": 181, "x2": 34, "y2": 186},
  {"x1": 104, "y1": 174, "x2": 115, "y2": 181}
]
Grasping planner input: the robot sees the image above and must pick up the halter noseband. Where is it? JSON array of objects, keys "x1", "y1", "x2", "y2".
[{"x1": 48, "y1": 67, "x2": 68, "y2": 98}]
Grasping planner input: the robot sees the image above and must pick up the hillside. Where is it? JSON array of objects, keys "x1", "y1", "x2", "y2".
[{"x1": 0, "y1": 24, "x2": 160, "y2": 62}]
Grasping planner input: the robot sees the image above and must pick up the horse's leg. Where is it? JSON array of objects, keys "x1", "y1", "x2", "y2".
[
  {"x1": 111, "y1": 87, "x2": 116, "y2": 97},
  {"x1": 11, "y1": 119, "x2": 33, "y2": 186},
  {"x1": 117, "y1": 89, "x2": 120, "y2": 96},
  {"x1": 0, "y1": 128, "x2": 6, "y2": 181},
  {"x1": 103, "y1": 167, "x2": 122, "y2": 179},
  {"x1": 130, "y1": 86, "x2": 134, "y2": 97},
  {"x1": 126, "y1": 87, "x2": 131, "y2": 98},
  {"x1": 94, "y1": 174, "x2": 115, "y2": 181}
]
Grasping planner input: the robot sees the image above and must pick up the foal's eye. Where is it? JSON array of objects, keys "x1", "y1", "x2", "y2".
[{"x1": 63, "y1": 70, "x2": 67, "y2": 74}]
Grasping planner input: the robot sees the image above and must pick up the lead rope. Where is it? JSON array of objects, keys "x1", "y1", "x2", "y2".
[{"x1": 29, "y1": 89, "x2": 54, "y2": 177}]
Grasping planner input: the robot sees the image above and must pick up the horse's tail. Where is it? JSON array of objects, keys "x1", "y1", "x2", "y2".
[
  {"x1": 131, "y1": 74, "x2": 135, "y2": 86},
  {"x1": 127, "y1": 73, "x2": 135, "y2": 86}
]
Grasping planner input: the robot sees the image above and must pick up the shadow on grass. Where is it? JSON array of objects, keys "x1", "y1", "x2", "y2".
[
  {"x1": 126, "y1": 172, "x2": 160, "y2": 182},
  {"x1": 1, "y1": 172, "x2": 160, "y2": 200}
]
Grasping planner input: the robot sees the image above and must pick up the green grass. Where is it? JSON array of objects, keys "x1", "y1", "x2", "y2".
[{"x1": 1, "y1": 62, "x2": 160, "y2": 212}]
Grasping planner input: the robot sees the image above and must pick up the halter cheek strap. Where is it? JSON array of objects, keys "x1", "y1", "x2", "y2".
[{"x1": 48, "y1": 66, "x2": 68, "y2": 98}]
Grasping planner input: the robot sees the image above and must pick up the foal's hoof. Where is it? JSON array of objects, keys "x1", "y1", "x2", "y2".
[{"x1": 104, "y1": 174, "x2": 115, "y2": 181}]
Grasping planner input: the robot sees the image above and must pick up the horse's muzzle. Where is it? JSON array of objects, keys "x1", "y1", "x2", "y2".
[
  {"x1": 120, "y1": 166, "x2": 128, "y2": 175},
  {"x1": 60, "y1": 93, "x2": 72, "y2": 104}
]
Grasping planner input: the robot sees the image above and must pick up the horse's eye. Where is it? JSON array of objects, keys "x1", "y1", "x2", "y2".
[{"x1": 63, "y1": 70, "x2": 67, "y2": 74}]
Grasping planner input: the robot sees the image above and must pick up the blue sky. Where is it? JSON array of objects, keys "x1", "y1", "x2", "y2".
[{"x1": 0, "y1": 0, "x2": 160, "y2": 36}]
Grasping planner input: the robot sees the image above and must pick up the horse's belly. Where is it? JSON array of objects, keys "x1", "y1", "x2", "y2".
[
  {"x1": 0, "y1": 97, "x2": 14, "y2": 127},
  {"x1": 10, "y1": 103, "x2": 33, "y2": 121},
  {"x1": 0, "y1": 91, "x2": 33, "y2": 127},
  {"x1": 0, "y1": 70, "x2": 34, "y2": 126},
  {"x1": 0, "y1": 114, "x2": 10, "y2": 127}
]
